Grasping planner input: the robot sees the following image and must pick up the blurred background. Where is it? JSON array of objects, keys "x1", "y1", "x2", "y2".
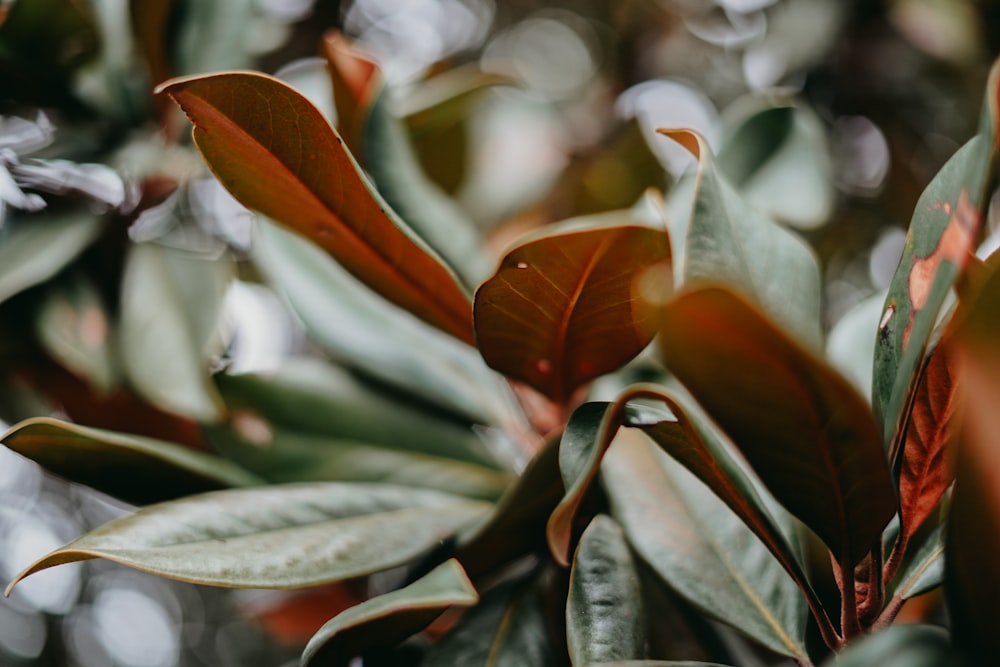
[{"x1": 1, "y1": 0, "x2": 999, "y2": 664}]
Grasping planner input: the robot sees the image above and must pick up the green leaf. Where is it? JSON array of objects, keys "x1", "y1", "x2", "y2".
[
  {"x1": 475, "y1": 214, "x2": 670, "y2": 403},
  {"x1": 603, "y1": 430, "x2": 809, "y2": 661},
  {"x1": 567, "y1": 515, "x2": 646, "y2": 665},
  {"x1": 0, "y1": 417, "x2": 263, "y2": 505},
  {"x1": 658, "y1": 129, "x2": 822, "y2": 349},
  {"x1": 6, "y1": 483, "x2": 490, "y2": 592},
  {"x1": 873, "y1": 59, "x2": 1000, "y2": 448},
  {"x1": 213, "y1": 359, "x2": 501, "y2": 470},
  {"x1": 890, "y1": 519, "x2": 945, "y2": 601},
  {"x1": 158, "y1": 71, "x2": 474, "y2": 344},
  {"x1": 173, "y1": 0, "x2": 255, "y2": 75},
  {"x1": 822, "y1": 625, "x2": 962, "y2": 667},
  {"x1": 826, "y1": 290, "x2": 887, "y2": 403},
  {"x1": 583, "y1": 663, "x2": 731, "y2": 667},
  {"x1": 660, "y1": 286, "x2": 895, "y2": 566},
  {"x1": 420, "y1": 573, "x2": 557, "y2": 667},
  {"x1": 0, "y1": 0, "x2": 99, "y2": 74},
  {"x1": 35, "y1": 273, "x2": 117, "y2": 393},
  {"x1": 302, "y1": 559, "x2": 479, "y2": 667},
  {"x1": 119, "y1": 242, "x2": 231, "y2": 423},
  {"x1": 254, "y1": 219, "x2": 505, "y2": 425},
  {"x1": 325, "y1": 33, "x2": 488, "y2": 288},
  {"x1": 0, "y1": 212, "x2": 102, "y2": 306}
]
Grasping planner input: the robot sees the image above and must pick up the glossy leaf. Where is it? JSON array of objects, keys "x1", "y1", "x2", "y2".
[
  {"x1": 302, "y1": 559, "x2": 478, "y2": 667},
  {"x1": 420, "y1": 574, "x2": 557, "y2": 667},
  {"x1": 35, "y1": 274, "x2": 117, "y2": 393},
  {"x1": 658, "y1": 129, "x2": 821, "y2": 349},
  {"x1": 603, "y1": 431, "x2": 809, "y2": 660},
  {"x1": 873, "y1": 59, "x2": 1000, "y2": 447},
  {"x1": 254, "y1": 218, "x2": 503, "y2": 424},
  {"x1": 159, "y1": 71, "x2": 474, "y2": 344},
  {"x1": 0, "y1": 212, "x2": 102, "y2": 306},
  {"x1": 119, "y1": 242, "x2": 231, "y2": 423},
  {"x1": 660, "y1": 286, "x2": 895, "y2": 566},
  {"x1": 6, "y1": 483, "x2": 490, "y2": 593},
  {"x1": 213, "y1": 359, "x2": 500, "y2": 470},
  {"x1": 0, "y1": 417, "x2": 262, "y2": 505},
  {"x1": 325, "y1": 32, "x2": 487, "y2": 287},
  {"x1": 567, "y1": 515, "x2": 646, "y2": 665},
  {"x1": 890, "y1": 520, "x2": 945, "y2": 602},
  {"x1": 822, "y1": 625, "x2": 961, "y2": 667},
  {"x1": 475, "y1": 215, "x2": 670, "y2": 403}
]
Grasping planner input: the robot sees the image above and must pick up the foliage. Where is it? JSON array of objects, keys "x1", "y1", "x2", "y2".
[{"x1": 2, "y1": 1, "x2": 1000, "y2": 666}]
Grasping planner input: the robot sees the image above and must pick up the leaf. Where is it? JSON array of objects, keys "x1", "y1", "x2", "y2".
[
  {"x1": 873, "y1": 58, "x2": 1000, "y2": 447},
  {"x1": 420, "y1": 573, "x2": 557, "y2": 667},
  {"x1": 567, "y1": 515, "x2": 646, "y2": 665},
  {"x1": 172, "y1": 0, "x2": 255, "y2": 75},
  {"x1": 822, "y1": 625, "x2": 962, "y2": 667},
  {"x1": 0, "y1": 417, "x2": 263, "y2": 505},
  {"x1": 213, "y1": 359, "x2": 501, "y2": 470},
  {"x1": 0, "y1": 212, "x2": 102, "y2": 306},
  {"x1": 158, "y1": 71, "x2": 474, "y2": 344},
  {"x1": 826, "y1": 290, "x2": 887, "y2": 402},
  {"x1": 890, "y1": 520, "x2": 945, "y2": 601},
  {"x1": 602, "y1": 430, "x2": 808, "y2": 660},
  {"x1": 301, "y1": 559, "x2": 479, "y2": 667},
  {"x1": 475, "y1": 215, "x2": 671, "y2": 403},
  {"x1": 324, "y1": 32, "x2": 487, "y2": 287},
  {"x1": 583, "y1": 663, "x2": 731, "y2": 667},
  {"x1": 0, "y1": 0, "x2": 99, "y2": 74},
  {"x1": 6, "y1": 483, "x2": 490, "y2": 593},
  {"x1": 119, "y1": 242, "x2": 231, "y2": 423},
  {"x1": 254, "y1": 220, "x2": 506, "y2": 424},
  {"x1": 658, "y1": 129, "x2": 821, "y2": 349},
  {"x1": 660, "y1": 286, "x2": 895, "y2": 566},
  {"x1": 35, "y1": 273, "x2": 117, "y2": 393}
]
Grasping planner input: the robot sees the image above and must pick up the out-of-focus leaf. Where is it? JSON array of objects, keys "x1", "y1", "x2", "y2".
[
  {"x1": 159, "y1": 71, "x2": 475, "y2": 344},
  {"x1": 475, "y1": 215, "x2": 670, "y2": 404},
  {"x1": 254, "y1": 221, "x2": 507, "y2": 425},
  {"x1": 119, "y1": 242, "x2": 231, "y2": 423},
  {"x1": 302, "y1": 559, "x2": 478, "y2": 667},
  {"x1": 826, "y1": 290, "x2": 887, "y2": 402},
  {"x1": 9, "y1": 158, "x2": 126, "y2": 209},
  {"x1": 821, "y1": 624, "x2": 962, "y2": 667},
  {"x1": 0, "y1": 0, "x2": 99, "y2": 73},
  {"x1": 324, "y1": 33, "x2": 487, "y2": 287},
  {"x1": 660, "y1": 287, "x2": 894, "y2": 566},
  {"x1": 583, "y1": 663, "x2": 731, "y2": 667},
  {"x1": 873, "y1": 59, "x2": 1000, "y2": 448},
  {"x1": 567, "y1": 515, "x2": 646, "y2": 665},
  {"x1": 129, "y1": 0, "x2": 175, "y2": 90},
  {"x1": 603, "y1": 431, "x2": 808, "y2": 661},
  {"x1": 0, "y1": 212, "x2": 102, "y2": 306},
  {"x1": 718, "y1": 102, "x2": 832, "y2": 229},
  {"x1": 6, "y1": 483, "x2": 490, "y2": 593},
  {"x1": 420, "y1": 573, "x2": 557, "y2": 667},
  {"x1": 0, "y1": 417, "x2": 262, "y2": 506},
  {"x1": 401, "y1": 65, "x2": 513, "y2": 139},
  {"x1": 658, "y1": 129, "x2": 821, "y2": 349},
  {"x1": 213, "y1": 360, "x2": 500, "y2": 469},
  {"x1": 173, "y1": 0, "x2": 254, "y2": 75},
  {"x1": 35, "y1": 273, "x2": 117, "y2": 393}
]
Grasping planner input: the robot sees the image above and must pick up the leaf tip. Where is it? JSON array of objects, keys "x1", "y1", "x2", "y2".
[{"x1": 656, "y1": 128, "x2": 704, "y2": 159}]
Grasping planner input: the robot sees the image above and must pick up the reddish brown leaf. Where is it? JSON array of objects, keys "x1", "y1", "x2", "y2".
[
  {"x1": 474, "y1": 218, "x2": 671, "y2": 403},
  {"x1": 323, "y1": 31, "x2": 380, "y2": 153},
  {"x1": 158, "y1": 72, "x2": 474, "y2": 344}
]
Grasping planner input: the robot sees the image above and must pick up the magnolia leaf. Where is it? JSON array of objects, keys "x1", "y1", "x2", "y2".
[
  {"x1": 603, "y1": 431, "x2": 808, "y2": 660},
  {"x1": 823, "y1": 625, "x2": 961, "y2": 667},
  {"x1": 35, "y1": 274, "x2": 117, "y2": 393},
  {"x1": 0, "y1": 417, "x2": 262, "y2": 505},
  {"x1": 213, "y1": 359, "x2": 499, "y2": 469},
  {"x1": 568, "y1": 515, "x2": 646, "y2": 665},
  {"x1": 301, "y1": 559, "x2": 478, "y2": 667},
  {"x1": 254, "y1": 219, "x2": 503, "y2": 424},
  {"x1": 119, "y1": 242, "x2": 231, "y2": 423},
  {"x1": 658, "y1": 129, "x2": 821, "y2": 349},
  {"x1": 324, "y1": 32, "x2": 486, "y2": 287},
  {"x1": 420, "y1": 574, "x2": 556, "y2": 667},
  {"x1": 890, "y1": 520, "x2": 945, "y2": 601},
  {"x1": 128, "y1": 0, "x2": 174, "y2": 92},
  {"x1": 6, "y1": 483, "x2": 490, "y2": 593},
  {"x1": 475, "y1": 215, "x2": 670, "y2": 403},
  {"x1": 660, "y1": 286, "x2": 895, "y2": 566},
  {"x1": 158, "y1": 71, "x2": 474, "y2": 344},
  {"x1": 173, "y1": 0, "x2": 254, "y2": 75},
  {"x1": 873, "y1": 58, "x2": 1000, "y2": 448},
  {"x1": 0, "y1": 212, "x2": 102, "y2": 306}
]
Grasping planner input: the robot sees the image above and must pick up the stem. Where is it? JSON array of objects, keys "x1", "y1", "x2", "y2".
[
  {"x1": 858, "y1": 539, "x2": 884, "y2": 627},
  {"x1": 838, "y1": 554, "x2": 862, "y2": 639},
  {"x1": 871, "y1": 594, "x2": 906, "y2": 632},
  {"x1": 882, "y1": 532, "x2": 907, "y2": 590}
]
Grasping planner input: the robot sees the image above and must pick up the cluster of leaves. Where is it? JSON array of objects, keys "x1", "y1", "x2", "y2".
[{"x1": 3, "y1": 2, "x2": 1000, "y2": 666}]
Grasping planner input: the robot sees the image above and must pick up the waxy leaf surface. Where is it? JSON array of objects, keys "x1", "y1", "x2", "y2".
[
  {"x1": 660, "y1": 287, "x2": 895, "y2": 566},
  {"x1": 7, "y1": 483, "x2": 490, "y2": 592},
  {"x1": 302, "y1": 559, "x2": 478, "y2": 667},
  {"x1": 159, "y1": 71, "x2": 474, "y2": 343},
  {"x1": 0, "y1": 418, "x2": 262, "y2": 505},
  {"x1": 475, "y1": 217, "x2": 670, "y2": 403},
  {"x1": 567, "y1": 515, "x2": 646, "y2": 665},
  {"x1": 822, "y1": 625, "x2": 961, "y2": 667}
]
